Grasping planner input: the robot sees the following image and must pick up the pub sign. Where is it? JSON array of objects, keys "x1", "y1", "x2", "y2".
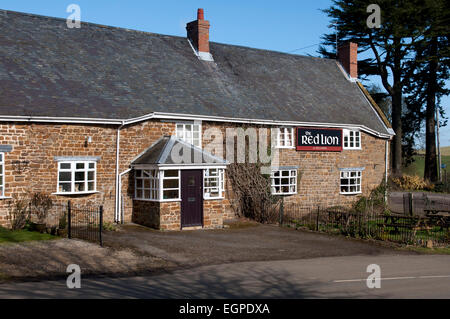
[{"x1": 296, "y1": 127, "x2": 342, "y2": 151}]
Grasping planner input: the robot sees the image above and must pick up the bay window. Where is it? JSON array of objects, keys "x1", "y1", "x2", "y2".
[
  {"x1": 135, "y1": 168, "x2": 227, "y2": 201},
  {"x1": 162, "y1": 170, "x2": 180, "y2": 200},
  {"x1": 135, "y1": 169, "x2": 159, "y2": 200},
  {"x1": 134, "y1": 169, "x2": 180, "y2": 201}
]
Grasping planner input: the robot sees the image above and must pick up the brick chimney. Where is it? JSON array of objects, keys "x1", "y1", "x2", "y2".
[
  {"x1": 338, "y1": 42, "x2": 358, "y2": 79},
  {"x1": 186, "y1": 8, "x2": 213, "y2": 61}
]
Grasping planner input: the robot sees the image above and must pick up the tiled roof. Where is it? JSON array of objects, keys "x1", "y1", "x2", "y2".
[{"x1": 0, "y1": 10, "x2": 390, "y2": 135}]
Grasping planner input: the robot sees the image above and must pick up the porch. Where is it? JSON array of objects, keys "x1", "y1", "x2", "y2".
[{"x1": 130, "y1": 136, "x2": 229, "y2": 230}]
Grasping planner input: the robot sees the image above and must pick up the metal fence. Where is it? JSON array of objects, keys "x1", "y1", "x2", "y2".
[
  {"x1": 30, "y1": 201, "x2": 103, "y2": 246},
  {"x1": 280, "y1": 203, "x2": 450, "y2": 247},
  {"x1": 68, "y1": 201, "x2": 103, "y2": 246},
  {"x1": 236, "y1": 196, "x2": 282, "y2": 224}
]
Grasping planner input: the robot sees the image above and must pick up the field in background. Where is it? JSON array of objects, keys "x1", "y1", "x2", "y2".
[
  {"x1": 416, "y1": 146, "x2": 450, "y2": 156},
  {"x1": 404, "y1": 146, "x2": 450, "y2": 178},
  {"x1": 441, "y1": 146, "x2": 450, "y2": 156}
]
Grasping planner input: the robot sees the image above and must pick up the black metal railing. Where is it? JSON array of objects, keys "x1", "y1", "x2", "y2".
[
  {"x1": 33, "y1": 201, "x2": 103, "y2": 246},
  {"x1": 67, "y1": 201, "x2": 103, "y2": 246},
  {"x1": 281, "y1": 203, "x2": 450, "y2": 247},
  {"x1": 237, "y1": 196, "x2": 282, "y2": 224}
]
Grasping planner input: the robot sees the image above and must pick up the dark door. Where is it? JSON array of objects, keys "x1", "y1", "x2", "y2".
[{"x1": 181, "y1": 170, "x2": 203, "y2": 228}]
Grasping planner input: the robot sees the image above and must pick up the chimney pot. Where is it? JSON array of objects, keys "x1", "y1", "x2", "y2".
[
  {"x1": 338, "y1": 42, "x2": 358, "y2": 79},
  {"x1": 197, "y1": 8, "x2": 204, "y2": 20}
]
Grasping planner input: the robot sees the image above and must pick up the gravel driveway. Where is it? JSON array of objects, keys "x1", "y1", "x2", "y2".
[
  {"x1": 0, "y1": 221, "x2": 414, "y2": 283},
  {"x1": 0, "y1": 238, "x2": 172, "y2": 283},
  {"x1": 103, "y1": 222, "x2": 413, "y2": 268}
]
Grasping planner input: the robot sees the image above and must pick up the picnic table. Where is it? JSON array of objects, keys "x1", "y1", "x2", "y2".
[
  {"x1": 424, "y1": 209, "x2": 450, "y2": 217},
  {"x1": 378, "y1": 215, "x2": 421, "y2": 233},
  {"x1": 424, "y1": 210, "x2": 450, "y2": 231}
]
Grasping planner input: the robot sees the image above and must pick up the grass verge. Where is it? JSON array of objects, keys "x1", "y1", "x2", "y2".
[
  {"x1": 396, "y1": 246, "x2": 450, "y2": 255},
  {"x1": 0, "y1": 226, "x2": 58, "y2": 244}
]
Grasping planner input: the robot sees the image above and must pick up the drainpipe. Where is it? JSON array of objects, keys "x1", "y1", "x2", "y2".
[
  {"x1": 118, "y1": 168, "x2": 132, "y2": 224},
  {"x1": 114, "y1": 114, "x2": 155, "y2": 223},
  {"x1": 385, "y1": 139, "x2": 389, "y2": 203},
  {"x1": 115, "y1": 121, "x2": 125, "y2": 223}
]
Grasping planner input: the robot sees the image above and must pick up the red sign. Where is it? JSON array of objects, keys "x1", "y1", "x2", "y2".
[{"x1": 296, "y1": 127, "x2": 343, "y2": 151}]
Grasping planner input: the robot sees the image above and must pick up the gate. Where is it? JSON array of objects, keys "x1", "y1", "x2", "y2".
[{"x1": 68, "y1": 201, "x2": 103, "y2": 246}]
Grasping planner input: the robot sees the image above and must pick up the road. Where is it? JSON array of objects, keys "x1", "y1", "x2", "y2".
[{"x1": 0, "y1": 254, "x2": 449, "y2": 298}]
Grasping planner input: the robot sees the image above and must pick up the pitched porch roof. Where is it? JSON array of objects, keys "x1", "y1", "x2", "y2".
[{"x1": 131, "y1": 136, "x2": 227, "y2": 166}]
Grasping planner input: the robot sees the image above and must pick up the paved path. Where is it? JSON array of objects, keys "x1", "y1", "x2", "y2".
[{"x1": 1, "y1": 255, "x2": 449, "y2": 299}]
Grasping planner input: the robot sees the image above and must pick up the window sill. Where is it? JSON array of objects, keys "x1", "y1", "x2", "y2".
[
  {"x1": 272, "y1": 192, "x2": 297, "y2": 196},
  {"x1": 343, "y1": 148, "x2": 362, "y2": 151},
  {"x1": 134, "y1": 198, "x2": 181, "y2": 202},
  {"x1": 340, "y1": 192, "x2": 362, "y2": 195},
  {"x1": 53, "y1": 191, "x2": 99, "y2": 196},
  {"x1": 204, "y1": 197, "x2": 224, "y2": 200},
  {"x1": 0, "y1": 196, "x2": 12, "y2": 200},
  {"x1": 274, "y1": 146, "x2": 295, "y2": 149}
]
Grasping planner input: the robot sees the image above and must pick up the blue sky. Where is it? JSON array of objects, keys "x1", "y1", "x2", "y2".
[{"x1": 1, "y1": 0, "x2": 449, "y2": 146}]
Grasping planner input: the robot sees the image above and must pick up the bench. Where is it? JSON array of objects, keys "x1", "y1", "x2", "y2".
[{"x1": 377, "y1": 215, "x2": 421, "y2": 233}]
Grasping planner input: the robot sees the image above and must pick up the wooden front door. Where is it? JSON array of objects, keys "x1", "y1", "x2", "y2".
[{"x1": 181, "y1": 170, "x2": 203, "y2": 228}]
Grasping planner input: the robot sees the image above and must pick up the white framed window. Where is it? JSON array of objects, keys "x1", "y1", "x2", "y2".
[
  {"x1": 57, "y1": 161, "x2": 96, "y2": 194},
  {"x1": 343, "y1": 129, "x2": 361, "y2": 149},
  {"x1": 0, "y1": 153, "x2": 4, "y2": 197},
  {"x1": 161, "y1": 170, "x2": 180, "y2": 200},
  {"x1": 135, "y1": 169, "x2": 180, "y2": 201},
  {"x1": 271, "y1": 169, "x2": 297, "y2": 195},
  {"x1": 176, "y1": 123, "x2": 201, "y2": 147},
  {"x1": 204, "y1": 168, "x2": 225, "y2": 199},
  {"x1": 274, "y1": 127, "x2": 294, "y2": 148},
  {"x1": 135, "y1": 169, "x2": 159, "y2": 200},
  {"x1": 340, "y1": 170, "x2": 362, "y2": 194}
]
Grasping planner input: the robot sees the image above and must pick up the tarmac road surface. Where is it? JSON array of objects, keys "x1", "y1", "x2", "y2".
[{"x1": 0, "y1": 255, "x2": 449, "y2": 299}]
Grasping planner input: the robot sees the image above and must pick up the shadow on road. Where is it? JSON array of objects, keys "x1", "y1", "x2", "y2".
[{"x1": 0, "y1": 264, "x2": 365, "y2": 299}]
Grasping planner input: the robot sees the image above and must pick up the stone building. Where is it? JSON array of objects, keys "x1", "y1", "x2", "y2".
[{"x1": 0, "y1": 9, "x2": 393, "y2": 230}]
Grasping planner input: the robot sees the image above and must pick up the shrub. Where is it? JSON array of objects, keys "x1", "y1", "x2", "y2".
[
  {"x1": 227, "y1": 162, "x2": 280, "y2": 224},
  {"x1": 58, "y1": 212, "x2": 67, "y2": 230},
  {"x1": 433, "y1": 182, "x2": 447, "y2": 193},
  {"x1": 30, "y1": 192, "x2": 53, "y2": 224},
  {"x1": 391, "y1": 175, "x2": 434, "y2": 191},
  {"x1": 7, "y1": 196, "x2": 31, "y2": 230},
  {"x1": 444, "y1": 230, "x2": 450, "y2": 243},
  {"x1": 353, "y1": 182, "x2": 389, "y2": 214},
  {"x1": 102, "y1": 222, "x2": 117, "y2": 232}
]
